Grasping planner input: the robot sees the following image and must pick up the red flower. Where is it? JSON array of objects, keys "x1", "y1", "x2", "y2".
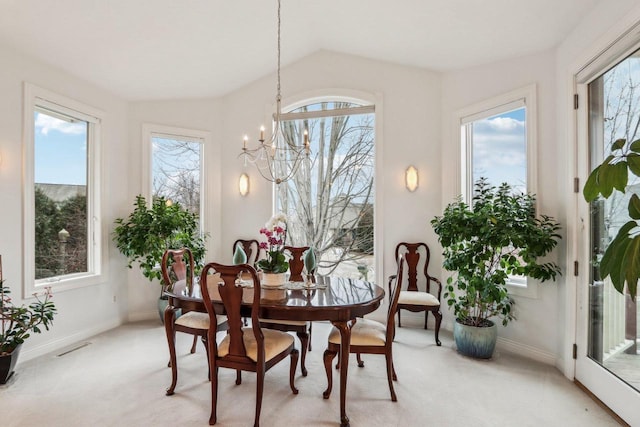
[{"x1": 259, "y1": 242, "x2": 268, "y2": 250}]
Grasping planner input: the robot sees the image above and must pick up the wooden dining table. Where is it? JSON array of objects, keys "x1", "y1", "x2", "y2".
[{"x1": 164, "y1": 274, "x2": 385, "y2": 427}]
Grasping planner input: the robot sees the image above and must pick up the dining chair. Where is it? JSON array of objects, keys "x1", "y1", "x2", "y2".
[
  {"x1": 232, "y1": 239, "x2": 261, "y2": 266},
  {"x1": 389, "y1": 242, "x2": 442, "y2": 346},
  {"x1": 162, "y1": 248, "x2": 228, "y2": 396},
  {"x1": 200, "y1": 262, "x2": 299, "y2": 426},
  {"x1": 389, "y1": 242, "x2": 442, "y2": 345},
  {"x1": 322, "y1": 253, "x2": 406, "y2": 402}
]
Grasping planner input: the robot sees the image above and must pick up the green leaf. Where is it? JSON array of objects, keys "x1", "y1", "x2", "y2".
[
  {"x1": 623, "y1": 234, "x2": 640, "y2": 300},
  {"x1": 628, "y1": 153, "x2": 640, "y2": 177},
  {"x1": 600, "y1": 221, "x2": 635, "y2": 293},
  {"x1": 630, "y1": 139, "x2": 640, "y2": 153},
  {"x1": 612, "y1": 138, "x2": 626, "y2": 151},
  {"x1": 583, "y1": 166, "x2": 600, "y2": 202},
  {"x1": 629, "y1": 195, "x2": 640, "y2": 220},
  {"x1": 611, "y1": 161, "x2": 628, "y2": 192}
]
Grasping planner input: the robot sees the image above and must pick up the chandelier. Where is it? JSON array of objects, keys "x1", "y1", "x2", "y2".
[{"x1": 239, "y1": 0, "x2": 310, "y2": 185}]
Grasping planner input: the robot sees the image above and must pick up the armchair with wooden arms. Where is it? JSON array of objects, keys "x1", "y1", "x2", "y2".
[
  {"x1": 389, "y1": 242, "x2": 442, "y2": 346},
  {"x1": 200, "y1": 262, "x2": 299, "y2": 426}
]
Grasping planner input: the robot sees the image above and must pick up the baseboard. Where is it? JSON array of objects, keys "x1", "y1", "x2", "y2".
[
  {"x1": 128, "y1": 309, "x2": 158, "y2": 323},
  {"x1": 495, "y1": 336, "x2": 557, "y2": 365},
  {"x1": 416, "y1": 313, "x2": 557, "y2": 365},
  {"x1": 20, "y1": 318, "x2": 122, "y2": 362}
]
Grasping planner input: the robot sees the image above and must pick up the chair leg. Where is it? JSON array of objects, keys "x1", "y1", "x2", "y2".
[
  {"x1": 255, "y1": 369, "x2": 264, "y2": 427},
  {"x1": 296, "y1": 331, "x2": 309, "y2": 377},
  {"x1": 209, "y1": 366, "x2": 218, "y2": 425},
  {"x1": 190, "y1": 335, "x2": 198, "y2": 353},
  {"x1": 392, "y1": 361, "x2": 397, "y2": 381},
  {"x1": 289, "y1": 348, "x2": 299, "y2": 394},
  {"x1": 433, "y1": 309, "x2": 443, "y2": 346},
  {"x1": 424, "y1": 311, "x2": 429, "y2": 330},
  {"x1": 236, "y1": 370, "x2": 242, "y2": 385},
  {"x1": 356, "y1": 353, "x2": 364, "y2": 368},
  {"x1": 164, "y1": 308, "x2": 178, "y2": 396},
  {"x1": 398, "y1": 309, "x2": 402, "y2": 327},
  {"x1": 385, "y1": 351, "x2": 397, "y2": 402},
  {"x1": 308, "y1": 322, "x2": 313, "y2": 351},
  {"x1": 322, "y1": 348, "x2": 337, "y2": 399},
  {"x1": 203, "y1": 336, "x2": 210, "y2": 381}
]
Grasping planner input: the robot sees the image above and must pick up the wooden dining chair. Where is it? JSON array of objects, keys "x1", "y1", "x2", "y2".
[
  {"x1": 258, "y1": 245, "x2": 313, "y2": 376},
  {"x1": 200, "y1": 262, "x2": 299, "y2": 426},
  {"x1": 232, "y1": 239, "x2": 261, "y2": 266},
  {"x1": 162, "y1": 248, "x2": 228, "y2": 396},
  {"x1": 389, "y1": 242, "x2": 442, "y2": 346},
  {"x1": 322, "y1": 253, "x2": 406, "y2": 402}
]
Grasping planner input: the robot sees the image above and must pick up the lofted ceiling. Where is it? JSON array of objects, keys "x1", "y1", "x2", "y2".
[{"x1": 0, "y1": 0, "x2": 600, "y2": 101}]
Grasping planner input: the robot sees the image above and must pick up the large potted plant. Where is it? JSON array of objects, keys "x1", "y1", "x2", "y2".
[
  {"x1": 431, "y1": 178, "x2": 562, "y2": 358},
  {"x1": 257, "y1": 213, "x2": 289, "y2": 285},
  {"x1": 113, "y1": 195, "x2": 206, "y2": 320},
  {"x1": 0, "y1": 256, "x2": 57, "y2": 383}
]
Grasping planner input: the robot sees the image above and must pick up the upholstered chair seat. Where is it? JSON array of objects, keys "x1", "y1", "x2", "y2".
[
  {"x1": 217, "y1": 328, "x2": 295, "y2": 362},
  {"x1": 328, "y1": 318, "x2": 386, "y2": 347},
  {"x1": 398, "y1": 291, "x2": 440, "y2": 307}
]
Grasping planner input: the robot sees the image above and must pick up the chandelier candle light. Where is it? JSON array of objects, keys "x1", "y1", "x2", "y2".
[{"x1": 239, "y1": 0, "x2": 310, "y2": 185}]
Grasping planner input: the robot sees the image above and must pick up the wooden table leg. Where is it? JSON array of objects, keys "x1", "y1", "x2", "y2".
[
  {"x1": 331, "y1": 320, "x2": 352, "y2": 427},
  {"x1": 164, "y1": 305, "x2": 178, "y2": 396}
]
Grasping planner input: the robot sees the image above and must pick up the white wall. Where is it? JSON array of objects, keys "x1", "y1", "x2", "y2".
[
  {"x1": 441, "y1": 49, "x2": 561, "y2": 363},
  {"x1": 0, "y1": 42, "x2": 129, "y2": 361}
]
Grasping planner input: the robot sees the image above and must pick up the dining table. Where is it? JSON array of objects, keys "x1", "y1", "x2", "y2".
[{"x1": 164, "y1": 274, "x2": 385, "y2": 427}]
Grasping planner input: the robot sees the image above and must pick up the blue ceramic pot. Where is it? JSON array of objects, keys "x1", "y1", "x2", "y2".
[{"x1": 453, "y1": 318, "x2": 497, "y2": 359}]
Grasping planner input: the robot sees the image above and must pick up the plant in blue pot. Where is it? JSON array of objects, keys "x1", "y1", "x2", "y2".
[{"x1": 431, "y1": 178, "x2": 562, "y2": 358}]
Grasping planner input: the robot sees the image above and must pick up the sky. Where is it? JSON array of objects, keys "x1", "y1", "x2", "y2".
[
  {"x1": 34, "y1": 112, "x2": 87, "y2": 185},
  {"x1": 470, "y1": 107, "x2": 527, "y2": 193}
]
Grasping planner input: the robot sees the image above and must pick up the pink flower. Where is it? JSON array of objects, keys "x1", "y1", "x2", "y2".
[
  {"x1": 275, "y1": 226, "x2": 284, "y2": 234},
  {"x1": 268, "y1": 236, "x2": 278, "y2": 245},
  {"x1": 259, "y1": 227, "x2": 268, "y2": 234},
  {"x1": 265, "y1": 230, "x2": 273, "y2": 238},
  {"x1": 259, "y1": 242, "x2": 268, "y2": 250}
]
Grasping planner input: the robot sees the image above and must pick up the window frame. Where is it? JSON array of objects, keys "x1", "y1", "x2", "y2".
[
  {"x1": 22, "y1": 83, "x2": 105, "y2": 296},
  {"x1": 454, "y1": 84, "x2": 538, "y2": 298}
]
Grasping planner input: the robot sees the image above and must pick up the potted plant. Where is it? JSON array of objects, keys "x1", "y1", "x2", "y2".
[
  {"x1": 113, "y1": 195, "x2": 207, "y2": 320},
  {"x1": 0, "y1": 256, "x2": 57, "y2": 383},
  {"x1": 431, "y1": 178, "x2": 562, "y2": 358},
  {"x1": 257, "y1": 213, "x2": 289, "y2": 286}
]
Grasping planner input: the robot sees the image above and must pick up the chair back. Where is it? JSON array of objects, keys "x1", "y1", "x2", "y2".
[
  {"x1": 394, "y1": 242, "x2": 434, "y2": 293},
  {"x1": 199, "y1": 262, "x2": 264, "y2": 361},
  {"x1": 386, "y1": 253, "x2": 406, "y2": 343},
  {"x1": 161, "y1": 248, "x2": 195, "y2": 296},
  {"x1": 233, "y1": 239, "x2": 261, "y2": 266},
  {"x1": 284, "y1": 246, "x2": 312, "y2": 281}
]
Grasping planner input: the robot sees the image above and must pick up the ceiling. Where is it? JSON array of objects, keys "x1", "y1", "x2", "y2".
[{"x1": 0, "y1": 0, "x2": 600, "y2": 101}]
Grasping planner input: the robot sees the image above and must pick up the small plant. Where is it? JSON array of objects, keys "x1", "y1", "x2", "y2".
[
  {"x1": 1, "y1": 283, "x2": 57, "y2": 355},
  {"x1": 113, "y1": 195, "x2": 207, "y2": 290},
  {"x1": 257, "y1": 213, "x2": 289, "y2": 274},
  {"x1": 431, "y1": 178, "x2": 562, "y2": 327}
]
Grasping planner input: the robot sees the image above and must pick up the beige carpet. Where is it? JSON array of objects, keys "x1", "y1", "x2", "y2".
[{"x1": 0, "y1": 320, "x2": 620, "y2": 427}]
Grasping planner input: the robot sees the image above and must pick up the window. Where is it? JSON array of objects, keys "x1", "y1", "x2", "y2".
[
  {"x1": 142, "y1": 124, "x2": 208, "y2": 228},
  {"x1": 457, "y1": 85, "x2": 537, "y2": 294},
  {"x1": 275, "y1": 100, "x2": 375, "y2": 280},
  {"x1": 23, "y1": 83, "x2": 104, "y2": 294}
]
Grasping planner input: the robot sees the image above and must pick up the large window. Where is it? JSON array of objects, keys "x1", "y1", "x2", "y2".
[
  {"x1": 23, "y1": 83, "x2": 103, "y2": 293},
  {"x1": 457, "y1": 85, "x2": 537, "y2": 293},
  {"x1": 276, "y1": 100, "x2": 375, "y2": 280}
]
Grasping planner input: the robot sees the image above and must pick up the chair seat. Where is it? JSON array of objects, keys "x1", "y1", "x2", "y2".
[
  {"x1": 398, "y1": 290, "x2": 440, "y2": 307},
  {"x1": 328, "y1": 318, "x2": 386, "y2": 347},
  {"x1": 175, "y1": 311, "x2": 227, "y2": 330},
  {"x1": 218, "y1": 328, "x2": 294, "y2": 362},
  {"x1": 259, "y1": 318, "x2": 308, "y2": 327}
]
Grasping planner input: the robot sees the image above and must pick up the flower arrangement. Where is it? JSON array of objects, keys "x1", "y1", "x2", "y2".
[
  {"x1": 1, "y1": 282, "x2": 57, "y2": 355},
  {"x1": 256, "y1": 213, "x2": 289, "y2": 274}
]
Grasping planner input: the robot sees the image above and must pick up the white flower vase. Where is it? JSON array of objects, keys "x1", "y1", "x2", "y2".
[{"x1": 262, "y1": 272, "x2": 287, "y2": 287}]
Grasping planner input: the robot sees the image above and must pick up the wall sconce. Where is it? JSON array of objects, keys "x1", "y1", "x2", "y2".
[
  {"x1": 405, "y1": 165, "x2": 419, "y2": 192},
  {"x1": 239, "y1": 173, "x2": 250, "y2": 197}
]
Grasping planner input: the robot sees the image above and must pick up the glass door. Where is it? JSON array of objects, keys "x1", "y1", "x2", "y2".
[{"x1": 576, "y1": 46, "x2": 640, "y2": 426}]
